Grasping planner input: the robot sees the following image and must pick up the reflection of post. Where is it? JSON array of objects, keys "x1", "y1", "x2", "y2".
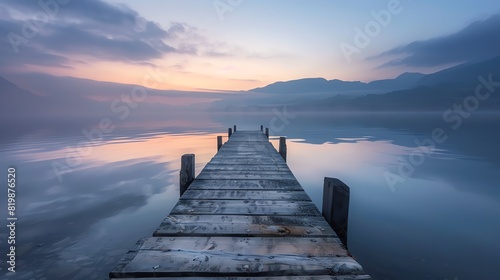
[
  {"x1": 217, "y1": 136, "x2": 222, "y2": 151},
  {"x1": 265, "y1": 127, "x2": 269, "y2": 139},
  {"x1": 322, "y1": 177, "x2": 350, "y2": 248},
  {"x1": 234, "y1": 125, "x2": 237, "y2": 132},
  {"x1": 228, "y1": 128, "x2": 232, "y2": 138},
  {"x1": 279, "y1": 137, "x2": 287, "y2": 162},
  {"x1": 260, "y1": 125, "x2": 263, "y2": 132},
  {"x1": 179, "y1": 154, "x2": 195, "y2": 197}
]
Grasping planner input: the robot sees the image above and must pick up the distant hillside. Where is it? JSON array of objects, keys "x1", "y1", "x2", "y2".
[
  {"x1": 5, "y1": 72, "x2": 229, "y2": 102},
  {"x1": 250, "y1": 72, "x2": 425, "y2": 94},
  {"x1": 226, "y1": 55, "x2": 500, "y2": 112},
  {"x1": 307, "y1": 56, "x2": 500, "y2": 112},
  {"x1": 417, "y1": 55, "x2": 500, "y2": 87},
  {"x1": 0, "y1": 75, "x2": 115, "y2": 120},
  {"x1": 0, "y1": 76, "x2": 45, "y2": 118},
  {"x1": 1, "y1": 73, "x2": 227, "y2": 121}
]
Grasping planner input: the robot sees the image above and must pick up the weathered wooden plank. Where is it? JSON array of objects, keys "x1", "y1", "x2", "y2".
[
  {"x1": 222, "y1": 133, "x2": 268, "y2": 141},
  {"x1": 216, "y1": 146, "x2": 277, "y2": 151},
  {"x1": 187, "y1": 179, "x2": 304, "y2": 190},
  {"x1": 222, "y1": 137, "x2": 268, "y2": 142},
  {"x1": 209, "y1": 159, "x2": 286, "y2": 165},
  {"x1": 219, "y1": 145, "x2": 273, "y2": 149},
  {"x1": 210, "y1": 159, "x2": 285, "y2": 164},
  {"x1": 154, "y1": 215, "x2": 336, "y2": 237},
  {"x1": 181, "y1": 190, "x2": 311, "y2": 201},
  {"x1": 217, "y1": 145, "x2": 275, "y2": 149},
  {"x1": 212, "y1": 155, "x2": 284, "y2": 160},
  {"x1": 197, "y1": 173, "x2": 296, "y2": 180},
  {"x1": 213, "y1": 152, "x2": 278, "y2": 156},
  {"x1": 202, "y1": 164, "x2": 290, "y2": 172},
  {"x1": 218, "y1": 144, "x2": 275, "y2": 148},
  {"x1": 109, "y1": 237, "x2": 146, "y2": 276},
  {"x1": 111, "y1": 252, "x2": 364, "y2": 278},
  {"x1": 216, "y1": 148, "x2": 275, "y2": 151},
  {"x1": 120, "y1": 276, "x2": 372, "y2": 280},
  {"x1": 171, "y1": 200, "x2": 321, "y2": 216},
  {"x1": 214, "y1": 153, "x2": 278, "y2": 157},
  {"x1": 110, "y1": 249, "x2": 365, "y2": 278},
  {"x1": 210, "y1": 156, "x2": 278, "y2": 160},
  {"x1": 218, "y1": 144, "x2": 274, "y2": 148},
  {"x1": 200, "y1": 170, "x2": 292, "y2": 175},
  {"x1": 139, "y1": 236, "x2": 347, "y2": 256},
  {"x1": 199, "y1": 170, "x2": 293, "y2": 177},
  {"x1": 221, "y1": 140, "x2": 268, "y2": 144},
  {"x1": 228, "y1": 131, "x2": 265, "y2": 135},
  {"x1": 221, "y1": 142, "x2": 268, "y2": 145}
]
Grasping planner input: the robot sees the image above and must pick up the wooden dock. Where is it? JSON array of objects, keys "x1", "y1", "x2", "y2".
[{"x1": 110, "y1": 128, "x2": 371, "y2": 279}]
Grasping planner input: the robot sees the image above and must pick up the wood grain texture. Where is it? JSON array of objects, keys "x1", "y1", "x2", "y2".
[
  {"x1": 171, "y1": 199, "x2": 321, "y2": 216},
  {"x1": 110, "y1": 236, "x2": 365, "y2": 278},
  {"x1": 154, "y1": 215, "x2": 336, "y2": 237},
  {"x1": 181, "y1": 190, "x2": 311, "y2": 201},
  {"x1": 125, "y1": 276, "x2": 372, "y2": 280},
  {"x1": 187, "y1": 179, "x2": 304, "y2": 190}
]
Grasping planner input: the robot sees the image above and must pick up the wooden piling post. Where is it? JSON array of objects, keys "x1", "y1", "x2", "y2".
[
  {"x1": 179, "y1": 154, "x2": 195, "y2": 197},
  {"x1": 217, "y1": 136, "x2": 223, "y2": 151},
  {"x1": 265, "y1": 127, "x2": 269, "y2": 139},
  {"x1": 279, "y1": 136, "x2": 287, "y2": 162},
  {"x1": 322, "y1": 177, "x2": 350, "y2": 248},
  {"x1": 260, "y1": 125, "x2": 263, "y2": 132},
  {"x1": 234, "y1": 125, "x2": 237, "y2": 132},
  {"x1": 228, "y1": 128, "x2": 232, "y2": 138}
]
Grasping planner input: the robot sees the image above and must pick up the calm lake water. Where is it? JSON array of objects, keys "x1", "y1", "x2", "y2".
[{"x1": 1, "y1": 112, "x2": 499, "y2": 280}]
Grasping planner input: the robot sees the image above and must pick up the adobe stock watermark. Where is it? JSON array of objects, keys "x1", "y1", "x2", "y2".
[
  {"x1": 269, "y1": 105, "x2": 297, "y2": 134},
  {"x1": 7, "y1": 0, "x2": 73, "y2": 54},
  {"x1": 213, "y1": 0, "x2": 243, "y2": 21},
  {"x1": 385, "y1": 74, "x2": 499, "y2": 191},
  {"x1": 51, "y1": 67, "x2": 167, "y2": 182},
  {"x1": 340, "y1": 0, "x2": 413, "y2": 63}
]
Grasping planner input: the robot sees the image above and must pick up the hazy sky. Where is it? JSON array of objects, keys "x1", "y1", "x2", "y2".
[{"x1": 1, "y1": 0, "x2": 500, "y2": 91}]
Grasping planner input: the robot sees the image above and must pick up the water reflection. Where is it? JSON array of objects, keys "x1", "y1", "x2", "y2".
[
  {"x1": 0, "y1": 127, "x2": 222, "y2": 280},
  {"x1": 265, "y1": 113, "x2": 500, "y2": 280},
  {"x1": 0, "y1": 113, "x2": 499, "y2": 280}
]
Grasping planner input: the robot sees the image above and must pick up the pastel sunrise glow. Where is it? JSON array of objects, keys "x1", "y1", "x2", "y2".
[{"x1": 2, "y1": 0, "x2": 500, "y2": 91}]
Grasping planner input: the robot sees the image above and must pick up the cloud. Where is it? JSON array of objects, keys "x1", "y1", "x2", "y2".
[
  {"x1": 35, "y1": 24, "x2": 174, "y2": 61},
  {"x1": 0, "y1": 0, "x2": 272, "y2": 75},
  {"x1": 0, "y1": 18, "x2": 72, "y2": 68},
  {"x1": 373, "y1": 14, "x2": 500, "y2": 68},
  {"x1": 0, "y1": 0, "x2": 200, "y2": 70}
]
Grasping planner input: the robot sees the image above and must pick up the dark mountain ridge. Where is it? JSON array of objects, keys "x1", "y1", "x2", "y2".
[{"x1": 250, "y1": 72, "x2": 425, "y2": 94}]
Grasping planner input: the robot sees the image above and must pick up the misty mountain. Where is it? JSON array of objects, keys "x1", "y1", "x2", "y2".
[
  {"x1": 223, "y1": 55, "x2": 500, "y2": 113},
  {"x1": 5, "y1": 72, "x2": 229, "y2": 103},
  {"x1": 4, "y1": 53, "x2": 499, "y2": 121},
  {"x1": 0, "y1": 76, "x2": 43, "y2": 104},
  {"x1": 303, "y1": 56, "x2": 500, "y2": 112},
  {"x1": 250, "y1": 72, "x2": 425, "y2": 95},
  {"x1": 0, "y1": 76, "x2": 46, "y2": 119},
  {"x1": 1, "y1": 72, "x2": 231, "y2": 121},
  {"x1": 417, "y1": 55, "x2": 500, "y2": 87},
  {"x1": 1, "y1": 74, "x2": 226, "y2": 122},
  {"x1": 0, "y1": 75, "x2": 112, "y2": 120}
]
